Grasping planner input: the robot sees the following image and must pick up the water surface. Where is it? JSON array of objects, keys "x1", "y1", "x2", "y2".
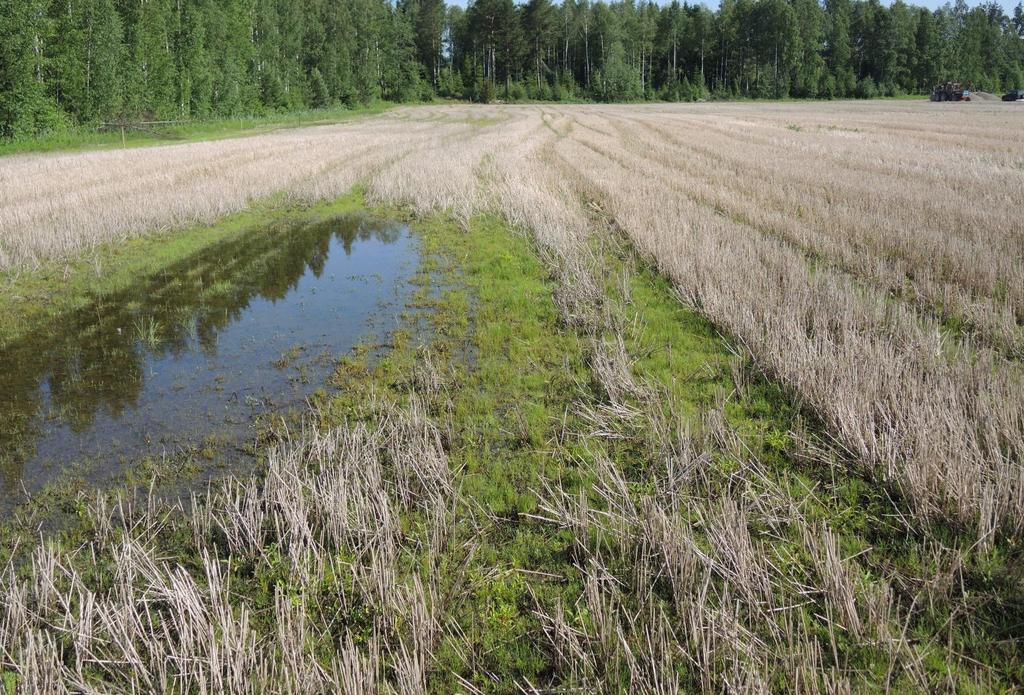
[{"x1": 0, "y1": 213, "x2": 417, "y2": 503}]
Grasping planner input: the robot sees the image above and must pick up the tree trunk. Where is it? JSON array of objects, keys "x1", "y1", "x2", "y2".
[
  {"x1": 774, "y1": 42, "x2": 779, "y2": 96},
  {"x1": 536, "y1": 38, "x2": 542, "y2": 88},
  {"x1": 584, "y1": 21, "x2": 591, "y2": 87},
  {"x1": 672, "y1": 38, "x2": 677, "y2": 81},
  {"x1": 563, "y1": 16, "x2": 569, "y2": 75}
]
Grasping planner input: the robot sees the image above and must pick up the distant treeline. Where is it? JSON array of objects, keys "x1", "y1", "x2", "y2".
[{"x1": 2, "y1": 0, "x2": 1023, "y2": 136}]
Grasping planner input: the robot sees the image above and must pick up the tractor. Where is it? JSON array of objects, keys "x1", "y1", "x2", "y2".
[{"x1": 930, "y1": 82, "x2": 971, "y2": 101}]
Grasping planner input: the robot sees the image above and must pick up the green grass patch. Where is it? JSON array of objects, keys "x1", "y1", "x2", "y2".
[{"x1": 324, "y1": 214, "x2": 595, "y2": 689}]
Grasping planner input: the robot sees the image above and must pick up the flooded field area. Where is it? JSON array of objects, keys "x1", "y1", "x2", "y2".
[{"x1": 0, "y1": 213, "x2": 418, "y2": 504}]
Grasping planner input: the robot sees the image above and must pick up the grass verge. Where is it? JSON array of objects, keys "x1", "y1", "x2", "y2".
[{"x1": 0, "y1": 102, "x2": 394, "y2": 158}]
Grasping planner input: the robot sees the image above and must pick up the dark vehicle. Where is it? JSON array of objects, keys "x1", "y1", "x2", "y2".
[
  {"x1": 931, "y1": 82, "x2": 972, "y2": 101},
  {"x1": 1003, "y1": 89, "x2": 1024, "y2": 101}
]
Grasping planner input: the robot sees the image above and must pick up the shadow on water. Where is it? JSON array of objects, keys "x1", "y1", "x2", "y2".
[{"x1": 0, "y1": 213, "x2": 416, "y2": 504}]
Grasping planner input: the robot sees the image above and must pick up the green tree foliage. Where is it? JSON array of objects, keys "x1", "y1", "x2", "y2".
[
  {"x1": 409, "y1": 0, "x2": 448, "y2": 88},
  {"x1": 825, "y1": 0, "x2": 857, "y2": 95},
  {"x1": 1, "y1": 0, "x2": 62, "y2": 136},
  {"x1": 3, "y1": 0, "x2": 1024, "y2": 137},
  {"x1": 465, "y1": 0, "x2": 524, "y2": 98},
  {"x1": 523, "y1": 0, "x2": 557, "y2": 94},
  {"x1": 596, "y1": 39, "x2": 642, "y2": 99},
  {"x1": 913, "y1": 7, "x2": 942, "y2": 90}
]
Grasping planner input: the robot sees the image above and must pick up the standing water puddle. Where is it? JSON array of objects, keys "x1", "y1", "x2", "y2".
[{"x1": 0, "y1": 213, "x2": 418, "y2": 505}]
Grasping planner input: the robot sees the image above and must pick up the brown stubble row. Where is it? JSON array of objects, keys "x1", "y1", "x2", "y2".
[
  {"x1": 2, "y1": 102, "x2": 1022, "y2": 543},
  {"x1": 541, "y1": 104, "x2": 1023, "y2": 544},
  {"x1": 0, "y1": 114, "x2": 461, "y2": 267},
  {"x1": 1, "y1": 400, "x2": 456, "y2": 692},
  {"x1": 612, "y1": 109, "x2": 1024, "y2": 353},
  {"x1": 607, "y1": 115, "x2": 1023, "y2": 353}
]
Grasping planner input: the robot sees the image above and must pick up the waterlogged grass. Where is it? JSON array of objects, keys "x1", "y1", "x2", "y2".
[
  {"x1": 0, "y1": 191, "x2": 365, "y2": 346},
  {"x1": 0, "y1": 189, "x2": 416, "y2": 510}
]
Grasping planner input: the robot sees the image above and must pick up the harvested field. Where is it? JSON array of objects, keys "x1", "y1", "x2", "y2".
[
  {"x1": 4, "y1": 102, "x2": 1022, "y2": 540},
  {"x1": 2, "y1": 102, "x2": 1023, "y2": 691}
]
